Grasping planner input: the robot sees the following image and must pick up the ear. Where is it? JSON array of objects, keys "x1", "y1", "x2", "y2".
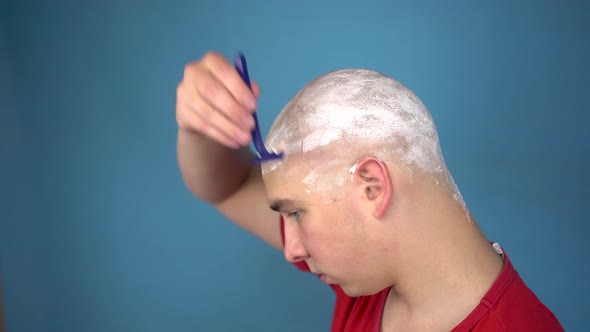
[{"x1": 353, "y1": 157, "x2": 393, "y2": 218}]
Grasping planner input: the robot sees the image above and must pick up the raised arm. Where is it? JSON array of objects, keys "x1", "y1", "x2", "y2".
[{"x1": 176, "y1": 52, "x2": 281, "y2": 250}]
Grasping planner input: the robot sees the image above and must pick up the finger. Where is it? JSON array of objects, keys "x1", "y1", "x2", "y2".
[
  {"x1": 190, "y1": 66, "x2": 255, "y2": 132},
  {"x1": 201, "y1": 51, "x2": 257, "y2": 111},
  {"x1": 177, "y1": 101, "x2": 241, "y2": 149},
  {"x1": 177, "y1": 82, "x2": 243, "y2": 148},
  {"x1": 178, "y1": 84, "x2": 252, "y2": 146}
]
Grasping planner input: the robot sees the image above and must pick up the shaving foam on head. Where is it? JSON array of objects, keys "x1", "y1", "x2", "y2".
[
  {"x1": 262, "y1": 69, "x2": 442, "y2": 174},
  {"x1": 261, "y1": 69, "x2": 467, "y2": 215},
  {"x1": 295, "y1": 158, "x2": 355, "y2": 202}
]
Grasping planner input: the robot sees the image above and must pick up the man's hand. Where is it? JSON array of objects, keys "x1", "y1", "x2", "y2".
[
  {"x1": 176, "y1": 51, "x2": 261, "y2": 149},
  {"x1": 176, "y1": 51, "x2": 281, "y2": 250}
]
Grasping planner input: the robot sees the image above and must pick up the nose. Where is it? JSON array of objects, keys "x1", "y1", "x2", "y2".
[{"x1": 283, "y1": 220, "x2": 310, "y2": 263}]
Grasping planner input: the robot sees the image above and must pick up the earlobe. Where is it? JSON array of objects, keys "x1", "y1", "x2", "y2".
[{"x1": 354, "y1": 158, "x2": 393, "y2": 218}]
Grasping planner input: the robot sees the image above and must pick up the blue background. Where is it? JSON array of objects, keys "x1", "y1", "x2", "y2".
[{"x1": 1, "y1": 1, "x2": 588, "y2": 331}]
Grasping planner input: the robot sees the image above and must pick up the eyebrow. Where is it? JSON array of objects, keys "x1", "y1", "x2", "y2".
[{"x1": 269, "y1": 199, "x2": 302, "y2": 213}]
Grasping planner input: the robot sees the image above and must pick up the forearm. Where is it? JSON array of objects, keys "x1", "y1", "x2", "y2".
[{"x1": 177, "y1": 128, "x2": 253, "y2": 204}]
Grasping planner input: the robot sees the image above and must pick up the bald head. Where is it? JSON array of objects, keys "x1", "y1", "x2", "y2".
[
  {"x1": 264, "y1": 69, "x2": 443, "y2": 171},
  {"x1": 261, "y1": 69, "x2": 462, "y2": 204}
]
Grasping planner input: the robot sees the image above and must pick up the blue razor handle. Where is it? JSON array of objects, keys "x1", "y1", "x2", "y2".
[{"x1": 234, "y1": 53, "x2": 284, "y2": 164}]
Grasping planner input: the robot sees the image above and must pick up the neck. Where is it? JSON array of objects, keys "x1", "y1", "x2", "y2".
[{"x1": 381, "y1": 181, "x2": 503, "y2": 328}]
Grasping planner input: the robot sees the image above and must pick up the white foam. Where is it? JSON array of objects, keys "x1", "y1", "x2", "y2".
[{"x1": 261, "y1": 69, "x2": 466, "y2": 211}]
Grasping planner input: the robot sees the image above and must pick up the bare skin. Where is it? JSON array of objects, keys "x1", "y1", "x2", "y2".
[
  {"x1": 263, "y1": 158, "x2": 503, "y2": 331},
  {"x1": 176, "y1": 51, "x2": 282, "y2": 249},
  {"x1": 177, "y1": 52, "x2": 503, "y2": 331}
]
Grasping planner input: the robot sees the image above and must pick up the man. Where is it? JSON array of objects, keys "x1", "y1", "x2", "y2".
[{"x1": 176, "y1": 52, "x2": 563, "y2": 331}]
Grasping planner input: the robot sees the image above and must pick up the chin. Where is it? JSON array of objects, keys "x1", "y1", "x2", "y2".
[{"x1": 340, "y1": 284, "x2": 384, "y2": 298}]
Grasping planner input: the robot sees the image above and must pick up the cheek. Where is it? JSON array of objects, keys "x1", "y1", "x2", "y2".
[
  {"x1": 303, "y1": 209, "x2": 358, "y2": 258},
  {"x1": 299, "y1": 212, "x2": 338, "y2": 257},
  {"x1": 334, "y1": 205, "x2": 374, "y2": 262}
]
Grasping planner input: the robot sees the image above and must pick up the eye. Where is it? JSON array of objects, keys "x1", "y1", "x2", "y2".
[{"x1": 286, "y1": 210, "x2": 303, "y2": 222}]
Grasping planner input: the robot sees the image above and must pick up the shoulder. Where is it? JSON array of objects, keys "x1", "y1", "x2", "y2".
[
  {"x1": 486, "y1": 270, "x2": 564, "y2": 331},
  {"x1": 470, "y1": 254, "x2": 565, "y2": 332},
  {"x1": 458, "y1": 250, "x2": 564, "y2": 332}
]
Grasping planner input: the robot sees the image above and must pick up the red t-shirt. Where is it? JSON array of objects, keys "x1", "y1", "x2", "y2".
[{"x1": 279, "y1": 218, "x2": 563, "y2": 331}]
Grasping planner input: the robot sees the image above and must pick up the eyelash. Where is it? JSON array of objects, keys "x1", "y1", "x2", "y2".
[{"x1": 286, "y1": 210, "x2": 302, "y2": 221}]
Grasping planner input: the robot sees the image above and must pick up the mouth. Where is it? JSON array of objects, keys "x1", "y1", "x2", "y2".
[{"x1": 314, "y1": 273, "x2": 329, "y2": 284}]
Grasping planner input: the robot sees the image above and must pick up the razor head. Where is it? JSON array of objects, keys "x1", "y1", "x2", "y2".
[{"x1": 253, "y1": 151, "x2": 284, "y2": 164}]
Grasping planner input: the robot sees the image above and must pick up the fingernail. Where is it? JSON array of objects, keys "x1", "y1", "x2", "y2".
[
  {"x1": 242, "y1": 114, "x2": 254, "y2": 130},
  {"x1": 237, "y1": 131, "x2": 250, "y2": 144},
  {"x1": 243, "y1": 95, "x2": 256, "y2": 110}
]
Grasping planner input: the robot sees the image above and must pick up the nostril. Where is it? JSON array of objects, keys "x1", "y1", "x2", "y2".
[{"x1": 284, "y1": 249, "x2": 304, "y2": 263}]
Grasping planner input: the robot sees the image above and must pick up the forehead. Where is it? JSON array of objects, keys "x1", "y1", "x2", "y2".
[
  {"x1": 263, "y1": 163, "x2": 309, "y2": 197},
  {"x1": 263, "y1": 158, "x2": 354, "y2": 205}
]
